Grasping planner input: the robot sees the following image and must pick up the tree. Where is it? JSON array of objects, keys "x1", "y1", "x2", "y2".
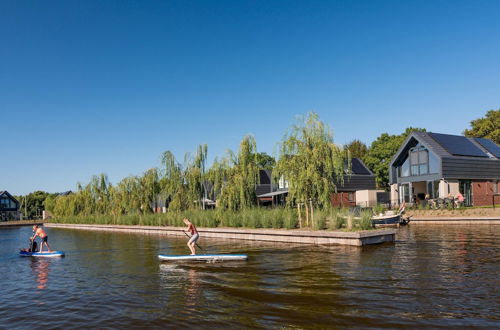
[
  {"x1": 364, "y1": 127, "x2": 425, "y2": 190},
  {"x1": 463, "y1": 109, "x2": 500, "y2": 144},
  {"x1": 275, "y1": 112, "x2": 348, "y2": 227},
  {"x1": 254, "y1": 152, "x2": 276, "y2": 170},
  {"x1": 345, "y1": 139, "x2": 368, "y2": 159}
]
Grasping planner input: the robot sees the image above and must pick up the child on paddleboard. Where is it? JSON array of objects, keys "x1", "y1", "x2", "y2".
[
  {"x1": 183, "y1": 218, "x2": 199, "y2": 255},
  {"x1": 32, "y1": 225, "x2": 52, "y2": 253}
]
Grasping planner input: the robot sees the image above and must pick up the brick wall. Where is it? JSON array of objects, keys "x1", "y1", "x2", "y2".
[
  {"x1": 472, "y1": 180, "x2": 500, "y2": 206},
  {"x1": 331, "y1": 192, "x2": 356, "y2": 207}
]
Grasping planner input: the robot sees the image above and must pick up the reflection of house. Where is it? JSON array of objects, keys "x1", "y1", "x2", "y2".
[
  {"x1": 331, "y1": 158, "x2": 379, "y2": 207},
  {"x1": 0, "y1": 191, "x2": 20, "y2": 221},
  {"x1": 389, "y1": 132, "x2": 500, "y2": 206}
]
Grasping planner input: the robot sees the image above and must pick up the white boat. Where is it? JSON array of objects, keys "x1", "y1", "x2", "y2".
[{"x1": 158, "y1": 254, "x2": 248, "y2": 261}]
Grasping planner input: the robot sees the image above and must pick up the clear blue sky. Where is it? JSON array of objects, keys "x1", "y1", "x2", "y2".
[{"x1": 1, "y1": 0, "x2": 499, "y2": 195}]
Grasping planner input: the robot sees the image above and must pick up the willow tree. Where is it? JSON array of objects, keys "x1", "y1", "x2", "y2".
[
  {"x1": 184, "y1": 144, "x2": 208, "y2": 209},
  {"x1": 160, "y1": 151, "x2": 185, "y2": 211},
  {"x1": 275, "y1": 112, "x2": 349, "y2": 227},
  {"x1": 208, "y1": 135, "x2": 259, "y2": 210}
]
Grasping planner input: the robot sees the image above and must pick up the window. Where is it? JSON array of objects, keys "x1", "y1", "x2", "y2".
[
  {"x1": 348, "y1": 192, "x2": 354, "y2": 202},
  {"x1": 397, "y1": 144, "x2": 439, "y2": 177},
  {"x1": 493, "y1": 181, "x2": 499, "y2": 194}
]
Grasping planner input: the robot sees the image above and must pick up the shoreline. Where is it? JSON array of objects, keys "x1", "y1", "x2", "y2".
[{"x1": 43, "y1": 223, "x2": 397, "y2": 246}]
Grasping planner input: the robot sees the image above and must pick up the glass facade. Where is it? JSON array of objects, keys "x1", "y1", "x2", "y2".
[
  {"x1": 0, "y1": 197, "x2": 17, "y2": 210},
  {"x1": 397, "y1": 143, "x2": 439, "y2": 177}
]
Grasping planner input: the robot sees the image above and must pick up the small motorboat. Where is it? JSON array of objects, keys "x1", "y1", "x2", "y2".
[{"x1": 372, "y1": 214, "x2": 401, "y2": 226}]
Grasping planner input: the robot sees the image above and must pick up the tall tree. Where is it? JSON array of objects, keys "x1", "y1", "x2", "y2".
[
  {"x1": 345, "y1": 139, "x2": 368, "y2": 159},
  {"x1": 364, "y1": 127, "x2": 425, "y2": 190},
  {"x1": 463, "y1": 109, "x2": 500, "y2": 144},
  {"x1": 254, "y1": 152, "x2": 276, "y2": 170},
  {"x1": 275, "y1": 112, "x2": 348, "y2": 227}
]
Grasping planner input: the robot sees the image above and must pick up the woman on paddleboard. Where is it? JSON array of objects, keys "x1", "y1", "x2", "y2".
[{"x1": 183, "y1": 218, "x2": 199, "y2": 255}]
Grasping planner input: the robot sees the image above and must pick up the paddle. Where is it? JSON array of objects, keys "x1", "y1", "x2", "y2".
[{"x1": 183, "y1": 230, "x2": 203, "y2": 251}]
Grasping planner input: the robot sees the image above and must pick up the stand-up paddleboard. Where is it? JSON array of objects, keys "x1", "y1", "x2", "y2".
[
  {"x1": 158, "y1": 254, "x2": 248, "y2": 261},
  {"x1": 19, "y1": 251, "x2": 65, "y2": 258}
]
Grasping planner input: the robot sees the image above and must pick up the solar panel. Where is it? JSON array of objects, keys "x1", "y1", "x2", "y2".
[
  {"x1": 350, "y1": 158, "x2": 372, "y2": 175},
  {"x1": 428, "y1": 133, "x2": 488, "y2": 158},
  {"x1": 474, "y1": 138, "x2": 500, "y2": 158}
]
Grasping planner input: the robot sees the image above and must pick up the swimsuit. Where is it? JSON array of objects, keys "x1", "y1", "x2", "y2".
[
  {"x1": 188, "y1": 233, "x2": 199, "y2": 244},
  {"x1": 42, "y1": 236, "x2": 48, "y2": 243}
]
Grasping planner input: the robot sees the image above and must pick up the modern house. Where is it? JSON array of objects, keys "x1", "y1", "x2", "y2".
[
  {"x1": 389, "y1": 132, "x2": 500, "y2": 207},
  {"x1": 0, "y1": 191, "x2": 20, "y2": 221},
  {"x1": 330, "y1": 158, "x2": 380, "y2": 207},
  {"x1": 257, "y1": 159, "x2": 380, "y2": 208}
]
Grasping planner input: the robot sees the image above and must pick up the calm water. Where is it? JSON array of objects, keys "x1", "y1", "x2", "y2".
[{"x1": 0, "y1": 225, "x2": 498, "y2": 329}]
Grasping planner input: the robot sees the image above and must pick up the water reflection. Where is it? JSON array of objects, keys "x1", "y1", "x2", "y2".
[
  {"x1": 1, "y1": 225, "x2": 499, "y2": 328},
  {"x1": 30, "y1": 258, "x2": 50, "y2": 291}
]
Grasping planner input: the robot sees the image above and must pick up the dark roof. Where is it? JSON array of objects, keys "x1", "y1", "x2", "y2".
[
  {"x1": 427, "y1": 132, "x2": 489, "y2": 158},
  {"x1": 350, "y1": 158, "x2": 373, "y2": 175},
  {"x1": 0, "y1": 191, "x2": 19, "y2": 204},
  {"x1": 474, "y1": 137, "x2": 500, "y2": 158}
]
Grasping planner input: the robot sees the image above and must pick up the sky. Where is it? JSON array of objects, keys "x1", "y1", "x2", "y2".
[{"x1": 1, "y1": 0, "x2": 499, "y2": 195}]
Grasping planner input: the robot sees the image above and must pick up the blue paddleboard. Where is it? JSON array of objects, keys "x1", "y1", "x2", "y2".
[
  {"x1": 19, "y1": 251, "x2": 65, "y2": 257},
  {"x1": 158, "y1": 254, "x2": 248, "y2": 261}
]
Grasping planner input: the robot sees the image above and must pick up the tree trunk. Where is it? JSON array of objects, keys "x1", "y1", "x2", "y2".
[
  {"x1": 297, "y1": 203, "x2": 302, "y2": 228},
  {"x1": 309, "y1": 200, "x2": 314, "y2": 227},
  {"x1": 305, "y1": 202, "x2": 309, "y2": 228}
]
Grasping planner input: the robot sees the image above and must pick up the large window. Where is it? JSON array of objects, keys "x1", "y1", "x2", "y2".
[
  {"x1": 0, "y1": 197, "x2": 17, "y2": 210},
  {"x1": 398, "y1": 143, "x2": 439, "y2": 177}
]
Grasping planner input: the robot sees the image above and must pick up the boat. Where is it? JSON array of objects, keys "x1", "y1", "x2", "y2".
[
  {"x1": 158, "y1": 254, "x2": 248, "y2": 261},
  {"x1": 19, "y1": 251, "x2": 65, "y2": 257},
  {"x1": 372, "y1": 214, "x2": 401, "y2": 227}
]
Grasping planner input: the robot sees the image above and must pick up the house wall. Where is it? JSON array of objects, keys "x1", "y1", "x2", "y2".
[
  {"x1": 472, "y1": 180, "x2": 500, "y2": 206},
  {"x1": 331, "y1": 192, "x2": 356, "y2": 208},
  {"x1": 442, "y1": 158, "x2": 500, "y2": 180},
  {"x1": 390, "y1": 184, "x2": 398, "y2": 206},
  {"x1": 355, "y1": 190, "x2": 382, "y2": 207}
]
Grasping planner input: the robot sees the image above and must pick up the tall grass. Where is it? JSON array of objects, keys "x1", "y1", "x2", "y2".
[
  {"x1": 51, "y1": 207, "x2": 300, "y2": 229},
  {"x1": 51, "y1": 207, "x2": 377, "y2": 231}
]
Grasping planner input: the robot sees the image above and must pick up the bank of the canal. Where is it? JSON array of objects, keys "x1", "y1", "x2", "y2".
[{"x1": 44, "y1": 223, "x2": 396, "y2": 246}]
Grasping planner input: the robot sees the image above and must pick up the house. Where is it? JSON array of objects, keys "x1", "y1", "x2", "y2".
[
  {"x1": 256, "y1": 170, "x2": 288, "y2": 206},
  {"x1": 389, "y1": 132, "x2": 500, "y2": 207},
  {"x1": 257, "y1": 159, "x2": 379, "y2": 208},
  {"x1": 0, "y1": 191, "x2": 21, "y2": 221},
  {"x1": 330, "y1": 158, "x2": 379, "y2": 207}
]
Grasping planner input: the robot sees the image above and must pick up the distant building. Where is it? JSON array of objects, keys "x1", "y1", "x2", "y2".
[
  {"x1": 389, "y1": 132, "x2": 500, "y2": 207},
  {"x1": 331, "y1": 158, "x2": 379, "y2": 208},
  {"x1": 0, "y1": 191, "x2": 20, "y2": 221},
  {"x1": 257, "y1": 159, "x2": 380, "y2": 208}
]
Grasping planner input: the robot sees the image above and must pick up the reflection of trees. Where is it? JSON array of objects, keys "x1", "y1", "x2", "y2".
[{"x1": 31, "y1": 258, "x2": 50, "y2": 290}]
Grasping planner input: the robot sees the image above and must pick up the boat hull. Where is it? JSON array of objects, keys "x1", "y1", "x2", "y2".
[{"x1": 372, "y1": 214, "x2": 401, "y2": 226}]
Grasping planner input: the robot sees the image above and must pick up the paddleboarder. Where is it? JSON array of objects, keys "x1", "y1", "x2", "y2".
[
  {"x1": 183, "y1": 218, "x2": 199, "y2": 255},
  {"x1": 32, "y1": 225, "x2": 52, "y2": 253}
]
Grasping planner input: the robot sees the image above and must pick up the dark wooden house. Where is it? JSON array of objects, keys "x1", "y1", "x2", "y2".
[{"x1": 0, "y1": 191, "x2": 20, "y2": 221}]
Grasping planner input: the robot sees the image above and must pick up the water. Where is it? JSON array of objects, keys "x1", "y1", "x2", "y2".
[{"x1": 0, "y1": 225, "x2": 498, "y2": 329}]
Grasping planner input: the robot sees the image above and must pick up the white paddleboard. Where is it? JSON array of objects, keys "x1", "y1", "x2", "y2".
[{"x1": 158, "y1": 254, "x2": 248, "y2": 261}]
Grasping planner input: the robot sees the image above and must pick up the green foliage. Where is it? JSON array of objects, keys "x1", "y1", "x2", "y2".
[
  {"x1": 346, "y1": 139, "x2": 368, "y2": 159},
  {"x1": 254, "y1": 152, "x2": 276, "y2": 170},
  {"x1": 275, "y1": 112, "x2": 348, "y2": 209},
  {"x1": 358, "y1": 209, "x2": 374, "y2": 230},
  {"x1": 364, "y1": 127, "x2": 426, "y2": 190},
  {"x1": 463, "y1": 109, "x2": 500, "y2": 144},
  {"x1": 16, "y1": 191, "x2": 55, "y2": 219},
  {"x1": 328, "y1": 209, "x2": 346, "y2": 230}
]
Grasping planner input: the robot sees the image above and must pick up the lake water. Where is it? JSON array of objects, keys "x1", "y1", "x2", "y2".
[{"x1": 0, "y1": 225, "x2": 498, "y2": 329}]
